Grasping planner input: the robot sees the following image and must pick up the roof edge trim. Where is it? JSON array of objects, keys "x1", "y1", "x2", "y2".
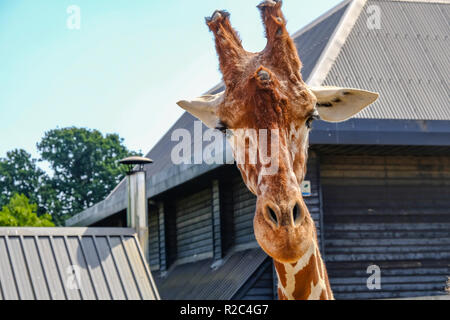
[
  {"x1": 307, "y1": 0, "x2": 367, "y2": 86},
  {"x1": 0, "y1": 227, "x2": 137, "y2": 236}
]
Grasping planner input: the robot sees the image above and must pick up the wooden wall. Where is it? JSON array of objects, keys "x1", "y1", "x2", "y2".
[
  {"x1": 148, "y1": 204, "x2": 160, "y2": 270},
  {"x1": 304, "y1": 154, "x2": 323, "y2": 250},
  {"x1": 321, "y1": 155, "x2": 450, "y2": 299},
  {"x1": 97, "y1": 150, "x2": 449, "y2": 300},
  {"x1": 231, "y1": 175, "x2": 257, "y2": 247},
  {"x1": 174, "y1": 188, "x2": 213, "y2": 263}
]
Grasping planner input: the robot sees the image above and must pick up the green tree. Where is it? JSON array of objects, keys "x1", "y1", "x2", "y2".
[
  {"x1": 0, "y1": 194, "x2": 54, "y2": 227},
  {"x1": 0, "y1": 149, "x2": 46, "y2": 209},
  {"x1": 37, "y1": 127, "x2": 139, "y2": 224}
]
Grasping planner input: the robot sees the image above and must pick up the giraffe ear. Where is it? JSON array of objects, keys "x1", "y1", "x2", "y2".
[
  {"x1": 310, "y1": 86, "x2": 379, "y2": 122},
  {"x1": 176, "y1": 91, "x2": 224, "y2": 128}
]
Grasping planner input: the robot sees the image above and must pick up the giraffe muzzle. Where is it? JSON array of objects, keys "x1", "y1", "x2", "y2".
[{"x1": 254, "y1": 196, "x2": 314, "y2": 263}]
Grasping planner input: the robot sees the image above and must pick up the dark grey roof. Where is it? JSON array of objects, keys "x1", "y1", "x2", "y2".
[
  {"x1": 67, "y1": 0, "x2": 450, "y2": 227},
  {"x1": 0, "y1": 228, "x2": 159, "y2": 300},
  {"x1": 322, "y1": 0, "x2": 450, "y2": 120},
  {"x1": 155, "y1": 248, "x2": 268, "y2": 300}
]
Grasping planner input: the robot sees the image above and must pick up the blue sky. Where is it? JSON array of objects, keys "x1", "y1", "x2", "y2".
[{"x1": 0, "y1": 0, "x2": 341, "y2": 167}]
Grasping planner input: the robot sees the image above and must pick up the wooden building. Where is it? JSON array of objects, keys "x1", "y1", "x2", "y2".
[{"x1": 67, "y1": 0, "x2": 450, "y2": 299}]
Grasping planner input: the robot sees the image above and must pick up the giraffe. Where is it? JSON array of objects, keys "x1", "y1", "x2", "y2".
[{"x1": 176, "y1": 0, "x2": 378, "y2": 300}]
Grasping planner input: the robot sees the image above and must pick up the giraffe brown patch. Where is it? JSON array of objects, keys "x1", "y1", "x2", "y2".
[
  {"x1": 292, "y1": 252, "x2": 317, "y2": 300},
  {"x1": 273, "y1": 261, "x2": 287, "y2": 288}
]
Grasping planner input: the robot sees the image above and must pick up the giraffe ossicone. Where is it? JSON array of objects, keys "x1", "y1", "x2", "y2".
[{"x1": 176, "y1": 1, "x2": 378, "y2": 300}]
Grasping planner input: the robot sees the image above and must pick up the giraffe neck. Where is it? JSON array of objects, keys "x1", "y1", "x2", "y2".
[{"x1": 274, "y1": 241, "x2": 334, "y2": 300}]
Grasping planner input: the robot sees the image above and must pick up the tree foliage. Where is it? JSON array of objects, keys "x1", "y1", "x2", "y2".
[
  {"x1": 0, "y1": 149, "x2": 46, "y2": 209},
  {"x1": 36, "y1": 127, "x2": 139, "y2": 224},
  {"x1": 0, "y1": 128, "x2": 139, "y2": 225},
  {"x1": 0, "y1": 194, "x2": 54, "y2": 227}
]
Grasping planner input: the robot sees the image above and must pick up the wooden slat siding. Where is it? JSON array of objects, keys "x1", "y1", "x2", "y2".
[
  {"x1": 234, "y1": 259, "x2": 275, "y2": 300},
  {"x1": 321, "y1": 154, "x2": 450, "y2": 299},
  {"x1": 157, "y1": 202, "x2": 167, "y2": 271},
  {"x1": 231, "y1": 157, "x2": 322, "y2": 248},
  {"x1": 175, "y1": 188, "x2": 213, "y2": 262},
  {"x1": 164, "y1": 201, "x2": 177, "y2": 269},
  {"x1": 232, "y1": 175, "x2": 257, "y2": 246},
  {"x1": 304, "y1": 153, "x2": 322, "y2": 248},
  {"x1": 272, "y1": 263, "x2": 278, "y2": 300},
  {"x1": 212, "y1": 180, "x2": 222, "y2": 260},
  {"x1": 317, "y1": 154, "x2": 326, "y2": 257},
  {"x1": 219, "y1": 177, "x2": 234, "y2": 255},
  {"x1": 148, "y1": 204, "x2": 160, "y2": 270}
]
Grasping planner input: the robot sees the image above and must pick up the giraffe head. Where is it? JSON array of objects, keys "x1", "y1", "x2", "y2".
[{"x1": 177, "y1": 1, "x2": 378, "y2": 263}]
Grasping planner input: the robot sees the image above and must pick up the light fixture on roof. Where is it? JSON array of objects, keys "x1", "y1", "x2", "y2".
[{"x1": 119, "y1": 156, "x2": 153, "y2": 175}]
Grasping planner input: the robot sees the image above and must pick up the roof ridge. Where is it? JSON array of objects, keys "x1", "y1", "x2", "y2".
[{"x1": 307, "y1": 0, "x2": 367, "y2": 86}]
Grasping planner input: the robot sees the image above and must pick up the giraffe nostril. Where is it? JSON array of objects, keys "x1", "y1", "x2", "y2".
[
  {"x1": 267, "y1": 206, "x2": 279, "y2": 227},
  {"x1": 293, "y1": 203, "x2": 302, "y2": 225}
]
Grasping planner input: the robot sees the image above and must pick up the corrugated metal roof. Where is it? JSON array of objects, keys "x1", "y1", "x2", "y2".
[
  {"x1": 155, "y1": 248, "x2": 268, "y2": 300},
  {"x1": 323, "y1": 0, "x2": 450, "y2": 120},
  {"x1": 0, "y1": 228, "x2": 159, "y2": 300}
]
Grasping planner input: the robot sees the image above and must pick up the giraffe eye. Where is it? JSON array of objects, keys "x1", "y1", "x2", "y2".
[
  {"x1": 306, "y1": 111, "x2": 320, "y2": 129},
  {"x1": 215, "y1": 121, "x2": 228, "y2": 134}
]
